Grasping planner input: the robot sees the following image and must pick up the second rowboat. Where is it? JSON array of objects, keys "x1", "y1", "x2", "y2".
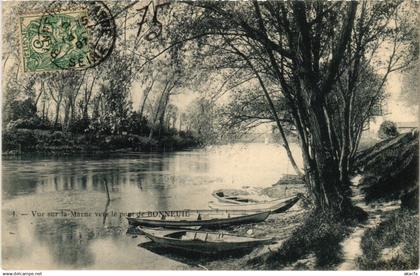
[
  {"x1": 127, "y1": 209, "x2": 271, "y2": 228},
  {"x1": 208, "y1": 194, "x2": 300, "y2": 213},
  {"x1": 139, "y1": 227, "x2": 275, "y2": 254}
]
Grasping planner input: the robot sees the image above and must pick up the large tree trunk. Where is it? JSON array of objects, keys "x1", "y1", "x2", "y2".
[
  {"x1": 149, "y1": 80, "x2": 171, "y2": 139},
  {"x1": 277, "y1": 1, "x2": 357, "y2": 214},
  {"x1": 158, "y1": 93, "x2": 170, "y2": 139},
  {"x1": 83, "y1": 75, "x2": 96, "y2": 123},
  {"x1": 298, "y1": 84, "x2": 353, "y2": 214},
  {"x1": 139, "y1": 80, "x2": 155, "y2": 119},
  {"x1": 42, "y1": 101, "x2": 46, "y2": 120},
  {"x1": 63, "y1": 99, "x2": 71, "y2": 132},
  {"x1": 53, "y1": 100, "x2": 61, "y2": 129},
  {"x1": 34, "y1": 81, "x2": 44, "y2": 108}
]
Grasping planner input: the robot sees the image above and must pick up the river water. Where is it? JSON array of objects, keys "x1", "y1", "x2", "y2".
[{"x1": 2, "y1": 143, "x2": 302, "y2": 269}]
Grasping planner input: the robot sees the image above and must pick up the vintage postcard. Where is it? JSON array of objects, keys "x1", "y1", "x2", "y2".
[{"x1": 1, "y1": 0, "x2": 418, "y2": 273}]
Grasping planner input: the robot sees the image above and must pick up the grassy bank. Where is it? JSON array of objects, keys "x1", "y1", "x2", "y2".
[
  {"x1": 353, "y1": 131, "x2": 419, "y2": 270},
  {"x1": 248, "y1": 211, "x2": 353, "y2": 270},
  {"x1": 197, "y1": 175, "x2": 357, "y2": 270},
  {"x1": 2, "y1": 128, "x2": 200, "y2": 155},
  {"x1": 185, "y1": 132, "x2": 418, "y2": 270},
  {"x1": 124, "y1": 131, "x2": 418, "y2": 270},
  {"x1": 356, "y1": 209, "x2": 419, "y2": 270},
  {"x1": 355, "y1": 131, "x2": 418, "y2": 204},
  {"x1": 248, "y1": 131, "x2": 419, "y2": 270}
]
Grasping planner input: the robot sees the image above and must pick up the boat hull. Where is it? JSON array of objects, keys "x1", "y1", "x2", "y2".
[
  {"x1": 140, "y1": 228, "x2": 274, "y2": 254},
  {"x1": 208, "y1": 195, "x2": 300, "y2": 213},
  {"x1": 212, "y1": 190, "x2": 259, "y2": 204},
  {"x1": 127, "y1": 210, "x2": 271, "y2": 228}
]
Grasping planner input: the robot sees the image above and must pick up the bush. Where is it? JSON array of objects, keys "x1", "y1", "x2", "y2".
[
  {"x1": 357, "y1": 210, "x2": 419, "y2": 270},
  {"x1": 6, "y1": 117, "x2": 50, "y2": 130},
  {"x1": 126, "y1": 112, "x2": 150, "y2": 135},
  {"x1": 2, "y1": 123, "x2": 196, "y2": 153},
  {"x1": 8, "y1": 98, "x2": 37, "y2": 121},
  {"x1": 378, "y1": 120, "x2": 399, "y2": 140},
  {"x1": 138, "y1": 136, "x2": 158, "y2": 150},
  {"x1": 16, "y1": 129, "x2": 37, "y2": 150},
  {"x1": 127, "y1": 135, "x2": 159, "y2": 151},
  {"x1": 358, "y1": 132, "x2": 418, "y2": 203},
  {"x1": 68, "y1": 118, "x2": 90, "y2": 133},
  {"x1": 254, "y1": 210, "x2": 352, "y2": 269},
  {"x1": 2, "y1": 130, "x2": 18, "y2": 151},
  {"x1": 2, "y1": 129, "x2": 37, "y2": 151},
  {"x1": 104, "y1": 135, "x2": 128, "y2": 149},
  {"x1": 48, "y1": 131, "x2": 68, "y2": 146},
  {"x1": 87, "y1": 119, "x2": 111, "y2": 135},
  {"x1": 74, "y1": 134, "x2": 90, "y2": 146}
]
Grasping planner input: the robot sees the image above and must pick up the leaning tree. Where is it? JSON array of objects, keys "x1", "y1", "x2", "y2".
[{"x1": 157, "y1": 0, "x2": 416, "y2": 214}]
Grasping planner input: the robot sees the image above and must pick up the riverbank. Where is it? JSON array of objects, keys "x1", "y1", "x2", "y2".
[
  {"x1": 351, "y1": 130, "x2": 419, "y2": 270},
  {"x1": 356, "y1": 208, "x2": 418, "y2": 269},
  {"x1": 2, "y1": 128, "x2": 200, "y2": 155},
  {"x1": 127, "y1": 174, "x2": 309, "y2": 270},
  {"x1": 257, "y1": 131, "x2": 418, "y2": 270},
  {"x1": 2, "y1": 132, "x2": 417, "y2": 270},
  {"x1": 150, "y1": 131, "x2": 419, "y2": 270},
  {"x1": 249, "y1": 131, "x2": 418, "y2": 270}
]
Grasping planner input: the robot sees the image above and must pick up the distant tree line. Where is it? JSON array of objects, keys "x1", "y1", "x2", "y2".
[{"x1": 2, "y1": 1, "x2": 201, "y2": 153}]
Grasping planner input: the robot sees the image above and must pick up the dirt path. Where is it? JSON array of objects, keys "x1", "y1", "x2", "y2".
[{"x1": 337, "y1": 175, "x2": 400, "y2": 270}]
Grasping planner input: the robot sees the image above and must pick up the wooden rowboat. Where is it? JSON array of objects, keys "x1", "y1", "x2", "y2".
[
  {"x1": 127, "y1": 209, "x2": 271, "y2": 228},
  {"x1": 139, "y1": 227, "x2": 275, "y2": 254},
  {"x1": 208, "y1": 195, "x2": 300, "y2": 213},
  {"x1": 212, "y1": 189, "x2": 260, "y2": 204}
]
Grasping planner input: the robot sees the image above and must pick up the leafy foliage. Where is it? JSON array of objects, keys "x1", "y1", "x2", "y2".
[
  {"x1": 356, "y1": 131, "x2": 418, "y2": 203},
  {"x1": 8, "y1": 99, "x2": 37, "y2": 121},
  {"x1": 2, "y1": 1, "x2": 202, "y2": 152},
  {"x1": 357, "y1": 210, "x2": 419, "y2": 270},
  {"x1": 378, "y1": 121, "x2": 399, "y2": 139},
  {"x1": 248, "y1": 210, "x2": 361, "y2": 269}
]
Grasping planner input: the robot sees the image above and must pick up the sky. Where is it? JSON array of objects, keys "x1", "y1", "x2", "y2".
[{"x1": 369, "y1": 72, "x2": 418, "y2": 133}]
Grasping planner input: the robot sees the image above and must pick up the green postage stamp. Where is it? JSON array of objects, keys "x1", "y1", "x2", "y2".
[{"x1": 19, "y1": 10, "x2": 90, "y2": 72}]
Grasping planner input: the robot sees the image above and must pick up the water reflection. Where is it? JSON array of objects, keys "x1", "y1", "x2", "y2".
[
  {"x1": 2, "y1": 143, "x2": 302, "y2": 269},
  {"x1": 34, "y1": 219, "x2": 95, "y2": 267},
  {"x1": 138, "y1": 240, "x2": 254, "y2": 267}
]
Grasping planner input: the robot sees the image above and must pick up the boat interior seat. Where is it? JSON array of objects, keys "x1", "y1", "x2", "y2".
[
  {"x1": 195, "y1": 232, "x2": 209, "y2": 241},
  {"x1": 181, "y1": 232, "x2": 195, "y2": 240},
  {"x1": 180, "y1": 232, "x2": 230, "y2": 241},
  {"x1": 182, "y1": 232, "x2": 211, "y2": 241}
]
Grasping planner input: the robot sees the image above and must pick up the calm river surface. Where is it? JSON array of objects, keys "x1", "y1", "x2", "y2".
[{"x1": 2, "y1": 143, "x2": 302, "y2": 269}]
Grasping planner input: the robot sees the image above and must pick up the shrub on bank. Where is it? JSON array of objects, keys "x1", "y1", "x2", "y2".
[
  {"x1": 2, "y1": 127, "x2": 198, "y2": 154},
  {"x1": 356, "y1": 210, "x2": 418, "y2": 270},
  {"x1": 378, "y1": 120, "x2": 399, "y2": 140},
  {"x1": 159, "y1": 134, "x2": 199, "y2": 150},
  {"x1": 99, "y1": 134, "x2": 158, "y2": 151},
  {"x1": 356, "y1": 131, "x2": 419, "y2": 204},
  {"x1": 48, "y1": 131, "x2": 67, "y2": 146},
  {"x1": 2, "y1": 128, "x2": 37, "y2": 151},
  {"x1": 250, "y1": 210, "x2": 354, "y2": 269},
  {"x1": 137, "y1": 136, "x2": 158, "y2": 150}
]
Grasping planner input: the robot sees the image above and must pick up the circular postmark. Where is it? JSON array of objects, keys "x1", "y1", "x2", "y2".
[
  {"x1": 20, "y1": 1, "x2": 116, "y2": 72},
  {"x1": 44, "y1": 1, "x2": 117, "y2": 70}
]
